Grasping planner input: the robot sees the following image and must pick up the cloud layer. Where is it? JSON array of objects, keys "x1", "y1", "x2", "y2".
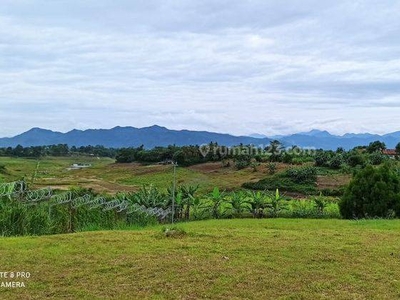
[{"x1": 1, "y1": 0, "x2": 399, "y2": 137}]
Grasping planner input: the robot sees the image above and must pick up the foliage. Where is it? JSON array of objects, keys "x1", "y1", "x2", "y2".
[
  {"x1": 246, "y1": 190, "x2": 270, "y2": 218},
  {"x1": 315, "y1": 151, "x2": 330, "y2": 167},
  {"x1": 369, "y1": 152, "x2": 386, "y2": 165},
  {"x1": 225, "y1": 191, "x2": 250, "y2": 218},
  {"x1": 285, "y1": 166, "x2": 317, "y2": 183},
  {"x1": 243, "y1": 176, "x2": 318, "y2": 195},
  {"x1": 339, "y1": 164, "x2": 400, "y2": 219},
  {"x1": 234, "y1": 158, "x2": 251, "y2": 170},
  {"x1": 328, "y1": 154, "x2": 343, "y2": 169},
  {"x1": 366, "y1": 141, "x2": 386, "y2": 154},
  {"x1": 396, "y1": 142, "x2": 400, "y2": 155},
  {"x1": 0, "y1": 144, "x2": 117, "y2": 158},
  {"x1": 347, "y1": 154, "x2": 364, "y2": 167},
  {"x1": 266, "y1": 189, "x2": 287, "y2": 218},
  {"x1": 267, "y1": 162, "x2": 277, "y2": 175}
]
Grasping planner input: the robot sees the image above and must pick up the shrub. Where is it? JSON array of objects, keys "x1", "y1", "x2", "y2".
[
  {"x1": 329, "y1": 155, "x2": 343, "y2": 169},
  {"x1": 267, "y1": 162, "x2": 277, "y2": 175},
  {"x1": 369, "y1": 152, "x2": 385, "y2": 165},
  {"x1": 162, "y1": 226, "x2": 187, "y2": 238},
  {"x1": 347, "y1": 154, "x2": 364, "y2": 167},
  {"x1": 285, "y1": 166, "x2": 317, "y2": 183},
  {"x1": 235, "y1": 159, "x2": 250, "y2": 170},
  {"x1": 339, "y1": 164, "x2": 400, "y2": 219},
  {"x1": 315, "y1": 152, "x2": 329, "y2": 167}
]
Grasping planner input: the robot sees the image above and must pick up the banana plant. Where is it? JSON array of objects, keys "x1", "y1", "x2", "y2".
[
  {"x1": 191, "y1": 196, "x2": 209, "y2": 220},
  {"x1": 208, "y1": 187, "x2": 226, "y2": 219},
  {"x1": 180, "y1": 185, "x2": 199, "y2": 220},
  {"x1": 226, "y1": 191, "x2": 250, "y2": 218},
  {"x1": 129, "y1": 185, "x2": 167, "y2": 209},
  {"x1": 266, "y1": 189, "x2": 287, "y2": 218},
  {"x1": 313, "y1": 193, "x2": 327, "y2": 215},
  {"x1": 246, "y1": 190, "x2": 270, "y2": 218}
]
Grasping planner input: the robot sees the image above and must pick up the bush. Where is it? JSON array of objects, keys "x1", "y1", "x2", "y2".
[
  {"x1": 267, "y1": 162, "x2": 277, "y2": 175},
  {"x1": 162, "y1": 226, "x2": 187, "y2": 238},
  {"x1": 369, "y1": 152, "x2": 385, "y2": 165},
  {"x1": 235, "y1": 159, "x2": 251, "y2": 170},
  {"x1": 347, "y1": 154, "x2": 364, "y2": 167},
  {"x1": 329, "y1": 155, "x2": 343, "y2": 169},
  {"x1": 243, "y1": 177, "x2": 318, "y2": 195},
  {"x1": 339, "y1": 164, "x2": 400, "y2": 219},
  {"x1": 315, "y1": 152, "x2": 329, "y2": 167},
  {"x1": 285, "y1": 166, "x2": 317, "y2": 183}
]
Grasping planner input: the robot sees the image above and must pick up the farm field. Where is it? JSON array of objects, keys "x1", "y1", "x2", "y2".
[
  {"x1": 1, "y1": 219, "x2": 400, "y2": 299},
  {"x1": 0, "y1": 157, "x2": 350, "y2": 195}
]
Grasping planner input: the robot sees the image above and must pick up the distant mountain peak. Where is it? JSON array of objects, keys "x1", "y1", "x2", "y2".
[
  {"x1": 0, "y1": 126, "x2": 270, "y2": 148},
  {"x1": 1, "y1": 126, "x2": 399, "y2": 150},
  {"x1": 299, "y1": 129, "x2": 333, "y2": 137},
  {"x1": 249, "y1": 133, "x2": 268, "y2": 139}
]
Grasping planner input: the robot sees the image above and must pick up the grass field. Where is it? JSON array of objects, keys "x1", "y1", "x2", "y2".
[
  {"x1": 0, "y1": 157, "x2": 350, "y2": 195},
  {"x1": 1, "y1": 219, "x2": 400, "y2": 299}
]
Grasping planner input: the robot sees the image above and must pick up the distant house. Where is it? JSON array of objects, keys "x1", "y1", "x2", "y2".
[
  {"x1": 67, "y1": 163, "x2": 92, "y2": 170},
  {"x1": 382, "y1": 149, "x2": 397, "y2": 158}
]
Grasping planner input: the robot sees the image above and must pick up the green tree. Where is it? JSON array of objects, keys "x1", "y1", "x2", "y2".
[
  {"x1": 339, "y1": 164, "x2": 400, "y2": 219},
  {"x1": 366, "y1": 141, "x2": 386, "y2": 154},
  {"x1": 396, "y1": 142, "x2": 400, "y2": 156},
  {"x1": 347, "y1": 154, "x2": 364, "y2": 167}
]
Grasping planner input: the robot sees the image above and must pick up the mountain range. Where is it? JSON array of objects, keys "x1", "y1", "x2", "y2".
[{"x1": 0, "y1": 126, "x2": 399, "y2": 150}]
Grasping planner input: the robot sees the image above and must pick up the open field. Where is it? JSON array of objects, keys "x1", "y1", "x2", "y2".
[
  {"x1": 1, "y1": 219, "x2": 400, "y2": 299},
  {"x1": 0, "y1": 157, "x2": 351, "y2": 195}
]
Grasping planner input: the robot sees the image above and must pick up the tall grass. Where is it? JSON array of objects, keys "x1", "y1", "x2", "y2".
[{"x1": 0, "y1": 182, "x2": 341, "y2": 237}]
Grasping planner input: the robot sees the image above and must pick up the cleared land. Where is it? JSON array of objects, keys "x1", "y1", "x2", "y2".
[
  {"x1": 0, "y1": 157, "x2": 350, "y2": 195},
  {"x1": 1, "y1": 219, "x2": 400, "y2": 299}
]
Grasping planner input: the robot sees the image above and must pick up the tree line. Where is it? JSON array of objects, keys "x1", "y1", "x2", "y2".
[
  {"x1": 0, "y1": 144, "x2": 117, "y2": 158},
  {"x1": 1, "y1": 140, "x2": 400, "y2": 167}
]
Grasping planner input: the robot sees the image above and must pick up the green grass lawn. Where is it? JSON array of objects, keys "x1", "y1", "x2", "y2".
[{"x1": 1, "y1": 219, "x2": 400, "y2": 299}]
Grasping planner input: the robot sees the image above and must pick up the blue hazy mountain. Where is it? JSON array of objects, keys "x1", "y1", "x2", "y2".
[
  {"x1": 0, "y1": 127, "x2": 399, "y2": 150},
  {"x1": 0, "y1": 126, "x2": 271, "y2": 148},
  {"x1": 279, "y1": 130, "x2": 399, "y2": 150}
]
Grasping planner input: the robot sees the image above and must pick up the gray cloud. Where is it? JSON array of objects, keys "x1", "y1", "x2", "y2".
[{"x1": 0, "y1": 0, "x2": 399, "y2": 137}]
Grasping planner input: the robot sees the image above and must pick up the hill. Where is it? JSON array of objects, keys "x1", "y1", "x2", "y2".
[
  {"x1": 278, "y1": 129, "x2": 400, "y2": 149},
  {"x1": 1, "y1": 126, "x2": 400, "y2": 150},
  {"x1": 0, "y1": 126, "x2": 270, "y2": 148}
]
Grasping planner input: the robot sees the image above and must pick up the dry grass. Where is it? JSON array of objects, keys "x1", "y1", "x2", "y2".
[{"x1": 0, "y1": 157, "x2": 350, "y2": 195}]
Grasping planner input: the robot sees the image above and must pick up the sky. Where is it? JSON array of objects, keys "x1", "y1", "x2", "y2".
[{"x1": 1, "y1": 0, "x2": 400, "y2": 137}]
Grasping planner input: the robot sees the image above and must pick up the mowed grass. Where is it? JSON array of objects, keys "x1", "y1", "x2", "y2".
[{"x1": 1, "y1": 219, "x2": 400, "y2": 299}]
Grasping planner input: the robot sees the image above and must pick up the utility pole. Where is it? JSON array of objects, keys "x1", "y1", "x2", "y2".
[{"x1": 171, "y1": 161, "x2": 177, "y2": 224}]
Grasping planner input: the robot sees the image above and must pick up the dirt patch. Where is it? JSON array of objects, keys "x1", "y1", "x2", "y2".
[
  {"x1": 108, "y1": 163, "x2": 169, "y2": 175},
  {"x1": 188, "y1": 162, "x2": 224, "y2": 173},
  {"x1": 317, "y1": 175, "x2": 351, "y2": 189}
]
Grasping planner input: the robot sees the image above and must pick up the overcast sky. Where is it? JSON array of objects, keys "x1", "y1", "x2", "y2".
[{"x1": 1, "y1": 0, "x2": 400, "y2": 137}]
